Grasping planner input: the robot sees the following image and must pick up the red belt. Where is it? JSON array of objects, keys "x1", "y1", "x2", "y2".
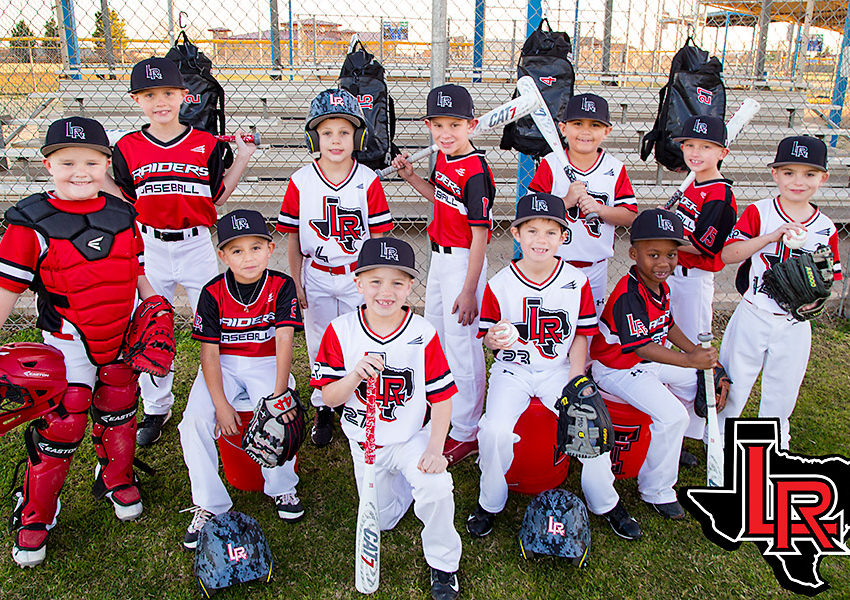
[
  {"x1": 310, "y1": 261, "x2": 357, "y2": 275},
  {"x1": 568, "y1": 260, "x2": 601, "y2": 268}
]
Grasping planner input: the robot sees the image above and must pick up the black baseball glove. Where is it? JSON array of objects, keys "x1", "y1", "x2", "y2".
[
  {"x1": 694, "y1": 363, "x2": 732, "y2": 418},
  {"x1": 556, "y1": 374, "x2": 614, "y2": 459},
  {"x1": 242, "y1": 389, "x2": 307, "y2": 468},
  {"x1": 759, "y1": 244, "x2": 834, "y2": 321}
]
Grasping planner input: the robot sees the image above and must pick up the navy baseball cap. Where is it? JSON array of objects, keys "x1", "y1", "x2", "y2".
[
  {"x1": 512, "y1": 192, "x2": 568, "y2": 229},
  {"x1": 424, "y1": 84, "x2": 475, "y2": 120},
  {"x1": 129, "y1": 57, "x2": 186, "y2": 94},
  {"x1": 355, "y1": 237, "x2": 418, "y2": 277},
  {"x1": 630, "y1": 208, "x2": 686, "y2": 245},
  {"x1": 558, "y1": 93, "x2": 611, "y2": 126},
  {"x1": 673, "y1": 115, "x2": 727, "y2": 147},
  {"x1": 768, "y1": 136, "x2": 828, "y2": 171},
  {"x1": 216, "y1": 209, "x2": 273, "y2": 249},
  {"x1": 41, "y1": 116, "x2": 111, "y2": 157}
]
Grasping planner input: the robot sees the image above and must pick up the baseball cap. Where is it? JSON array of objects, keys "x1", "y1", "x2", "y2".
[
  {"x1": 512, "y1": 192, "x2": 568, "y2": 229},
  {"x1": 629, "y1": 208, "x2": 686, "y2": 245},
  {"x1": 424, "y1": 84, "x2": 475, "y2": 120},
  {"x1": 41, "y1": 116, "x2": 111, "y2": 157},
  {"x1": 216, "y1": 209, "x2": 273, "y2": 249},
  {"x1": 768, "y1": 135, "x2": 828, "y2": 171},
  {"x1": 354, "y1": 237, "x2": 418, "y2": 278},
  {"x1": 129, "y1": 57, "x2": 186, "y2": 94},
  {"x1": 558, "y1": 93, "x2": 611, "y2": 126},
  {"x1": 672, "y1": 115, "x2": 727, "y2": 147}
]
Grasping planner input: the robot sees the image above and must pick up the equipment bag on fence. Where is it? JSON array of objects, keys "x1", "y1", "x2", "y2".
[
  {"x1": 165, "y1": 31, "x2": 226, "y2": 136},
  {"x1": 640, "y1": 36, "x2": 726, "y2": 172},
  {"x1": 338, "y1": 40, "x2": 399, "y2": 170},
  {"x1": 500, "y1": 18, "x2": 574, "y2": 159}
]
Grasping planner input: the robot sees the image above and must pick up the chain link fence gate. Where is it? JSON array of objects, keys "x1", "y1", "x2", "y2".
[{"x1": 0, "y1": 0, "x2": 848, "y2": 329}]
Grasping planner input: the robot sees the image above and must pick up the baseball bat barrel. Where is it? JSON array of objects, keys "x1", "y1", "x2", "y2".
[
  {"x1": 215, "y1": 133, "x2": 261, "y2": 145},
  {"x1": 698, "y1": 332, "x2": 724, "y2": 488}
]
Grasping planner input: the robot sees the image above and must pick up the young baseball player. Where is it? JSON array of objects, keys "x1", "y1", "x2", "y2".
[
  {"x1": 467, "y1": 192, "x2": 641, "y2": 541},
  {"x1": 311, "y1": 237, "x2": 462, "y2": 600},
  {"x1": 718, "y1": 136, "x2": 841, "y2": 450},
  {"x1": 110, "y1": 56, "x2": 257, "y2": 447},
  {"x1": 590, "y1": 209, "x2": 717, "y2": 519},
  {"x1": 528, "y1": 93, "x2": 638, "y2": 315},
  {"x1": 277, "y1": 89, "x2": 392, "y2": 448},
  {"x1": 178, "y1": 209, "x2": 304, "y2": 550},
  {"x1": 668, "y1": 115, "x2": 737, "y2": 342},
  {"x1": 0, "y1": 117, "x2": 160, "y2": 567},
  {"x1": 391, "y1": 84, "x2": 495, "y2": 465}
]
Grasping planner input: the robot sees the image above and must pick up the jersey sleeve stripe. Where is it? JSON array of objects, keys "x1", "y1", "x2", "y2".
[
  {"x1": 0, "y1": 257, "x2": 34, "y2": 282},
  {"x1": 192, "y1": 332, "x2": 219, "y2": 343},
  {"x1": 276, "y1": 212, "x2": 299, "y2": 231},
  {"x1": 311, "y1": 362, "x2": 346, "y2": 383},
  {"x1": 274, "y1": 319, "x2": 303, "y2": 329}
]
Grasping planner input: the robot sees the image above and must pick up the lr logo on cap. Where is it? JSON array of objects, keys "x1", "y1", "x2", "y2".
[
  {"x1": 581, "y1": 97, "x2": 596, "y2": 113},
  {"x1": 329, "y1": 94, "x2": 345, "y2": 106},
  {"x1": 657, "y1": 215, "x2": 674, "y2": 232},
  {"x1": 531, "y1": 196, "x2": 549, "y2": 212},
  {"x1": 66, "y1": 122, "x2": 85, "y2": 140},
  {"x1": 437, "y1": 92, "x2": 453, "y2": 108},
  {"x1": 692, "y1": 119, "x2": 708, "y2": 134},
  {"x1": 145, "y1": 64, "x2": 162, "y2": 80},
  {"x1": 379, "y1": 242, "x2": 399, "y2": 261},
  {"x1": 232, "y1": 215, "x2": 249, "y2": 230},
  {"x1": 791, "y1": 141, "x2": 809, "y2": 158}
]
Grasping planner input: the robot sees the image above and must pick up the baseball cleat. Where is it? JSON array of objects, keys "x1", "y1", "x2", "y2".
[
  {"x1": 274, "y1": 492, "x2": 305, "y2": 521},
  {"x1": 105, "y1": 491, "x2": 143, "y2": 521},
  {"x1": 181, "y1": 505, "x2": 214, "y2": 550},
  {"x1": 311, "y1": 406, "x2": 334, "y2": 447},
  {"x1": 679, "y1": 449, "x2": 698, "y2": 468},
  {"x1": 430, "y1": 567, "x2": 460, "y2": 600},
  {"x1": 603, "y1": 501, "x2": 642, "y2": 540},
  {"x1": 136, "y1": 409, "x2": 172, "y2": 447},
  {"x1": 12, "y1": 544, "x2": 46, "y2": 568},
  {"x1": 648, "y1": 500, "x2": 686, "y2": 520},
  {"x1": 443, "y1": 438, "x2": 478, "y2": 466},
  {"x1": 466, "y1": 504, "x2": 495, "y2": 538}
]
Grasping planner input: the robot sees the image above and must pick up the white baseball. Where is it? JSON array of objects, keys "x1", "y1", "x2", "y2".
[
  {"x1": 496, "y1": 323, "x2": 519, "y2": 347},
  {"x1": 783, "y1": 229, "x2": 808, "y2": 250}
]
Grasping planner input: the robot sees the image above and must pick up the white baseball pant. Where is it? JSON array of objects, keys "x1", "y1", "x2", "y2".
[
  {"x1": 348, "y1": 426, "x2": 462, "y2": 573},
  {"x1": 178, "y1": 354, "x2": 298, "y2": 514},
  {"x1": 424, "y1": 249, "x2": 487, "y2": 443},
  {"x1": 139, "y1": 226, "x2": 219, "y2": 416},
  {"x1": 476, "y1": 363, "x2": 619, "y2": 515},
  {"x1": 574, "y1": 259, "x2": 609, "y2": 318},
  {"x1": 592, "y1": 360, "x2": 697, "y2": 504},
  {"x1": 718, "y1": 300, "x2": 811, "y2": 450},
  {"x1": 302, "y1": 261, "x2": 362, "y2": 408},
  {"x1": 42, "y1": 331, "x2": 98, "y2": 386}
]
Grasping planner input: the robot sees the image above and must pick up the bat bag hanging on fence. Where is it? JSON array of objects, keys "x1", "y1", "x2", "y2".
[
  {"x1": 165, "y1": 31, "x2": 227, "y2": 138},
  {"x1": 338, "y1": 40, "x2": 399, "y2": 171},
  {"x1": 640, "y1": 36, "x2": 726, "y2": 172},
  {"x1": 500, "y1": 18, "x2": 574, "y2": 159}
]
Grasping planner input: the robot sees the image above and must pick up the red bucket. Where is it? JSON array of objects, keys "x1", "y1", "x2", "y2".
[
  {"x1": 505, "y1": 397, "x2": 571, "y2": 495},
  {"x1": 216, "y1": 411, "x2": 265, "y2": 492},
  {"x1": 603, "y1": 397, "x2": 653, "y2": 480}
]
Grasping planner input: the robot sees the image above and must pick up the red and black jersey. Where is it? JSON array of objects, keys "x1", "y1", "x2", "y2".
[
  {"x1": 193, "y1": 269, "x2": 303, "y2": 358},
  {"x1": 674, "y1": 178, "x2": 737, "y2": 272},
  {"x1": 0, "y1": 192, "x2": 144, "y2": 365},
  {"x1": 112, "y1": 126, "x2": 232, "y2": 229},
  {"x1": 427, "y1": 149, "x2": 495, "y2": 248},
  {"x1": 590, "y1": 266, "x2": 674, "y2": 370}
]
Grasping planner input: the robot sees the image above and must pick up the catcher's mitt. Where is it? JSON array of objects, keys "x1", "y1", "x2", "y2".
[
  {"x1": 759, "y1": 244, "x2": 834, "y2": 321},
  {"x1": 695, "y1": 364, "x2": 732, "y2": 418},
  {"x1": 122, "y1": 295, "x2": 176, "y2": 377},
  {"x1": 242, "y1": 389, "x2": 307, "y2": 468},
  {"x1": 556, "y1": 374, "x2": 614, "y2": 459}
]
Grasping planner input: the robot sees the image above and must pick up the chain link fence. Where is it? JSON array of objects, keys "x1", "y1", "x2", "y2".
[{"x1": 0, "y1": 0, "x2": 848, "y2": 329}]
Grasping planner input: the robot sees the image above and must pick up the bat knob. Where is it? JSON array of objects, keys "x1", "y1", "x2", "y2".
[{"x1": 697, "y1": 332, "x2": 714, "y2": 344}]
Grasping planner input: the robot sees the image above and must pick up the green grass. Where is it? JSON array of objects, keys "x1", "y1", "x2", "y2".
[{"x1": 1, "y1": 323, "x2": 849, "y2": 599}]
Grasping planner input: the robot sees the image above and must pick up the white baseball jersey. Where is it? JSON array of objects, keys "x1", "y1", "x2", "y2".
[
  {"x1": 479, "y1": 259, "x2": 598, "y2": 372},
  {"x1": 310, "y1": 306, "x2": 457, "y2": 446},
  {"x1": 529, "y1": 149, "x2": 637, "y2": 263},
  {"x1": 276, "y1": 160, "x2": 392, "y2": 268},
  {"x1": 726, "y1": 197, "x2": 842, "y2": 314}
]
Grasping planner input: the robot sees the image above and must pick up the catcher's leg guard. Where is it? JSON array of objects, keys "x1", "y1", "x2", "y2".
[
  {"x1": 91, "y1": 363, "x2": 142, "y2": 521},
  {"x1": 11, "y1": 385, "x2": 92, "y2": 567}
]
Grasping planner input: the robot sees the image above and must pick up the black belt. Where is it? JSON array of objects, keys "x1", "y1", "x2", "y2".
[
  {"x1": 140, "y1": 224, "x2": 200, "y2": 242},
  {"x1": 430, "y1": 241, "x2": 453, "y2": 254}
]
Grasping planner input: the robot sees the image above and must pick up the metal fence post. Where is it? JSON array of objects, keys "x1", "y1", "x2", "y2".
[
  {"x1": 473, "y1": 0, "x2": 485, "y2": 82},
  {"x1": 56, "y1": 0, "x2": 81, "y2": 79},
  {"x1": 100, "y1": 0, "x2": 116, "y2": 74},
  {"x1": 828, "y1": 8, "x2": 850, "y2": 145},
  {"x1": 269, "y1": 0, "x2": 282, "y2": 74},
  {"x1": 431, "y1": 0, "x2": 448, "y2": 86},
  {"x1": 754, "y1": 0, "x2": 772, "y2": 83},
  {"x1": 166, "y1": 0, "x2": 175, "y2": 45}
]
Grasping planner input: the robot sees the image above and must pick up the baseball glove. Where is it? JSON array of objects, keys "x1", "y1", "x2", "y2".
[
  {"x1": 759, "y1": 244, "x2": 834, "y2": 321},
  {"x1": 121, "y1": 295, "x2": 176, "y2": 377},
  {"x1": 242, "y1": 389, "x2": 307, "y2": 468},
  {"x1": 695, "y1": 364, "x2": 732, "y2": 418},
  {"x1": 556, "y1": 374, "x2": 614, "y2": 459}
]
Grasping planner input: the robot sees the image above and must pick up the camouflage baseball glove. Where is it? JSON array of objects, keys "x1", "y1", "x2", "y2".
[
  {"x1": 759, "y1": 244, "x2": 834, "y2": 321},
  {"x1": 556, "y1": 374, "x2": 614, "y2": 459},
  {"x1": 242, "y1": 389, "x2": 307, "y2": 468},
  {"x1": 122, "y1": 295, "x2": 176, "y2": 377}
]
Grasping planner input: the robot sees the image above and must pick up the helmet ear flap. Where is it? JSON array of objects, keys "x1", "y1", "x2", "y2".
[
  {"x1": 305, "y1": 130, "x2": 320, "y2": 153},
  {"x1": 355, "y1": 125, "x2": 368, "y2": 152}
]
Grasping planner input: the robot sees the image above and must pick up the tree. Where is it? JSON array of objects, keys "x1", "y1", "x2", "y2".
[
  {"x1": 10, "y1": 20, "x2": 36, "y2": 63},
  {"x1": 43, "y1": 17, "x2": 60, "y2": 50},
  {"x1": 92, "y1": 9, "x2": 128, "y2": 54}
]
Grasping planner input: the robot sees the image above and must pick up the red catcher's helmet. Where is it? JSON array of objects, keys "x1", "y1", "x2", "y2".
[{"x1": 0, "y1": 343, "x2": 66, "y2": 436}]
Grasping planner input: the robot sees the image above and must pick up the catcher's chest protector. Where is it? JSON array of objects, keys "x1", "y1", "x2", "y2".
[{"x1": 5, "y1": 193, "x2": 140, "y2": 365}]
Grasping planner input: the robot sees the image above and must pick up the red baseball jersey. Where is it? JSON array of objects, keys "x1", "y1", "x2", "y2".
[
  {"x1": 529, "y1": 149, "x2": 637, "y2": 263},
  {"x1": 112, "y1": 126, "x2": 232, "y2": 229},
  {"x1": 310, "y1": 306, "x2": 457, "y2": 446},
  {"x1": 276, "y1": 160, "x2": 393, "y2": 267},
  {"x1": 193, "y1": 269, "x2": 303, "y2": 358},
  {"x1": 479, "y1": 259, "x2": 598, "y2": 372},
  {"x1": 590, "y1": 266, "x2": 675, "y2": 370},
  {"x1": 674, "y1": 178, "x2": 737, "y2": 271},
  {"x1": 726, "y1": 197, "x2": 842, "y2": 314},
  {"x1": 427, "y1": 149, "x2": 495, "y2": 248}
]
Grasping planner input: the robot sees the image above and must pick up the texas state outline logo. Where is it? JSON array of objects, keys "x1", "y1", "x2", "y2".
[{"x1": 680, "y1": 419, "x2": 850, "y2": 596}]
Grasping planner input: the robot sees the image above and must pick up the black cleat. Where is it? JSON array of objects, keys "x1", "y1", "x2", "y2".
[
  {"x1": 679, "y1": 449, "x2": 698, "y2": 468},
  {"x1": 136, "y1": 410, "x2": 171, "y2": 447},
  {"x1": 648, "y1": 500, "x2": 686, "y2": 520},
  {"x1": 311, "y1": 406, "x2": 334, "y2": 447},
  {"x1": 430, "y1": 567, "x2": 460, "y2": 600},
  {"x1": 466, "y1": 504, "x2": 495, "y2": 538},
  {"x1": 603, "y1": 501, "x2": 642, "y2": 540}
]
